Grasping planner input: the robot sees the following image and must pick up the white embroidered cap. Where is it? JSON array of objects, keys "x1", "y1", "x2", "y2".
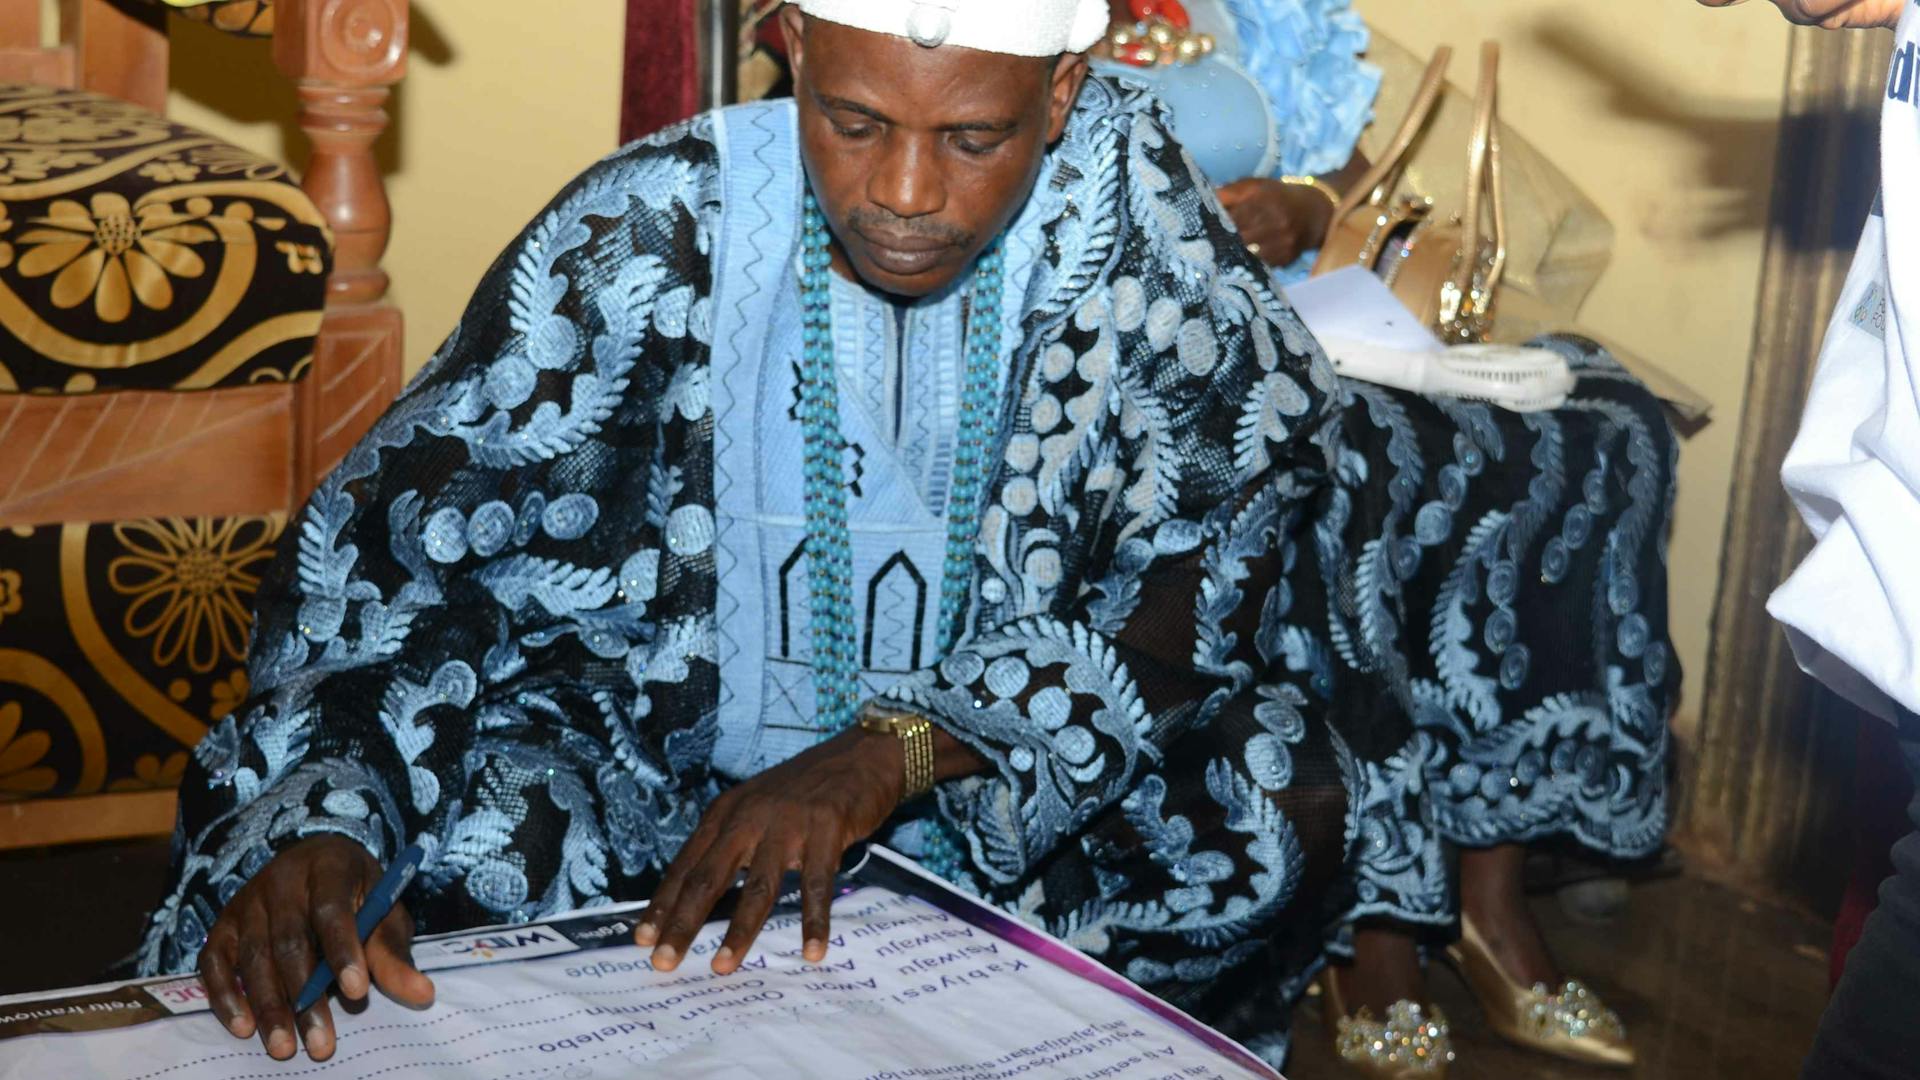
[{"x1": 793, "y1": 0, "x2": 1109, "y2": 57}]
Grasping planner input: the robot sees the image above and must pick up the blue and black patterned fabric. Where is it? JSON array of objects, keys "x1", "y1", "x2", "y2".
[
  {"x1": 1150, "y1": 0, "x2": 1682, "y2": 932},
  {"x1": 133, "y1": 19, "x2": 1681, "y2": 1061},
  {"x1": 1316, "y1": 344, "x2": 1680, "y2": 932},
  {"x1": 139, "y1": 82, "x2": 1369, "y2": 1063}
]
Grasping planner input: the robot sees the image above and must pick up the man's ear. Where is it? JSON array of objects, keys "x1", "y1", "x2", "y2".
[
  {"x1": 1046, "y1": 53, "x2": 1090, "y2": 143},
  {"x1": 780, "y1": 6, "x2": 808, "y2": 84}
]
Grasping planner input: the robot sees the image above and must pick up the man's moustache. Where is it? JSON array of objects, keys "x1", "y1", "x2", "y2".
[{"x1": 843, "y1": 209, "x2": 970, "y2": 247}]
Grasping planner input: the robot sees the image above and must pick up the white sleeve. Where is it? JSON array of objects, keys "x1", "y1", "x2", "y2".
[{"x1": 1769, "y1": 211, "x2": 1920, "y2": 724}]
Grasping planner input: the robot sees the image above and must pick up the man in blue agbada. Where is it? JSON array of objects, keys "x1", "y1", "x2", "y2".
[{"x1": 139, "y1": 0, "x2": 1356, "y2": 1066}]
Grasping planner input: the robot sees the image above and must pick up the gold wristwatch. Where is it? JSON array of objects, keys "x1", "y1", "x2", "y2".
[{"x1": 857, "y1": 704, "x2": 935, "y2": 801}]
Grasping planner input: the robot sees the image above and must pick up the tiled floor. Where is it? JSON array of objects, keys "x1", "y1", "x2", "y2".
[{"x1": 0, "y1": 843, "x2": 1834, "y2": 1078}]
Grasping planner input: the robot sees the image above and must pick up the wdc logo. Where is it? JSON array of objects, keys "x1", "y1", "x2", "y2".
[
  {"x1": 441, "y1": 929, "x2": 561, "y2": 959},
  {"x1": 417, "y1": 925, "x2": 580, "y2": 970}
]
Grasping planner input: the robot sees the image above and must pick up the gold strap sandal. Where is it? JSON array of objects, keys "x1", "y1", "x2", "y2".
[
  {"x1": 1320, "y1": 969, "x2": 1456, "y2": 1078},
  {"x1": 1444, "y1": 913, "x2": 1634, "y2": 1068}
]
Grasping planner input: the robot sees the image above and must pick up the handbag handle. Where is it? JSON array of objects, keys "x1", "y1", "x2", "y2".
[
  {"x1": 1329, "y1": 45, "x2": 1453, "y2": 225},
  {"x1": 1452, "y1": 41, "x2": 1508, "y2": 307}
]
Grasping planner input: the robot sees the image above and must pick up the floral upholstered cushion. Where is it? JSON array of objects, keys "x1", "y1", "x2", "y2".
[
  {"x1": 0, "y1": 515, "x2": 283, "y2": 799},
  {"x1": 160, "y1": 0, "x2": 275, "y2": 37},
  {"x1": 0, "y1": 82, "x2": 328, "y2": 393}
]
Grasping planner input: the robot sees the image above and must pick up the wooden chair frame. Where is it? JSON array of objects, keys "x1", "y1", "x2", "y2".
[{"x1": 0, "y1": 0, "x2": 407, "y2": 850}]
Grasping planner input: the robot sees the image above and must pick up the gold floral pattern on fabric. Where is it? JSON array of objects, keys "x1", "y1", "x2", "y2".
[
  {"x1": 0, "y1": 148, "x2": 103, "y2": 186},
  {"x1": 0, "y1": 568, "x2": 20, "y2": 628},
  {"x1": 16, "y1": 193, "x2": 218, "y2": 323},
  {"x1": 274, "y1": 240, "x2": 324, "y2": 274},
  {"x1": 0, "y1": 86, "x2": 175, "y2": 184},
  {"x1": 0, "y1": 517, "x2": 284, "y2": 799},
  {"x1": 109, "y1": 750, "x2": 189, "y2": 792},
  {"x1": 208, "y1": 668, "x2": 249, "y2": 720},
  {"x1": 0, "y1": 103, "x2": 167, "y2": 147},
  {"x1": 186, "y1": 143, "x2": 285, "y2": 182},
  {"x1": 0, "y1": 83, "x2": 326, "y2": 392},
  {"x1": 138, "y1": 158, "x2": 201, "y2": 184},
  {"x1": 107, "y1": 517, "x2": 276, "y2": 674},
  {"x1": 0, "y1": 700, "x2": 55, "y2": 797}
]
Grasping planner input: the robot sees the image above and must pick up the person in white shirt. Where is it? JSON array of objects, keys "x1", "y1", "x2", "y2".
[{"x1": 1702, "y1": 1, "x2": 1917, "y2": 1076}]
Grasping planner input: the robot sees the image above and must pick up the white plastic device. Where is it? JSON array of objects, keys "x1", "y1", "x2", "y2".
[{"x1": 1318, "y1": 337, "x2": 1576, "y2": 412}]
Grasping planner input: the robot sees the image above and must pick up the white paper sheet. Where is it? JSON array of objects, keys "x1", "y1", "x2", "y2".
[
  {"x1": 1281, "y1": 265, "x2": 1443, "y2": 354},
  {"x1": 0, "y1": 854, "x2": 1278, "y2": 1080},
  {"x1": 1287, "y1": 266, "x2": 1714, "y2": 423}
]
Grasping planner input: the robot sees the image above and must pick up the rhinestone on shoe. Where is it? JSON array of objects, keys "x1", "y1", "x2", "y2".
[
  {"x1": 1520, "y1": 979, "x2": 1626, "y2": 1043},
  {"x1": 1334, "y1": 1001, "x2": 1456, "y2": 1075}
]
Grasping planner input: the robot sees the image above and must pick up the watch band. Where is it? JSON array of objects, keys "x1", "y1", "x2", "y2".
[{"x1": 858, "y1": 705, "x2": 936, "y2": 801}]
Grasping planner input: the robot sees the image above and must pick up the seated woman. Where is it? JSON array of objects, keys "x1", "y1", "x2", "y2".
[{"x1": 1096, "y1": 0, "x2": 1677, "y2": 1073}]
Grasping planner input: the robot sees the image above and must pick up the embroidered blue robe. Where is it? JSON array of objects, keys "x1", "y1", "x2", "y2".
[{"x1": 138, "y1": 79, "x2": 1356, "y2": 1064}]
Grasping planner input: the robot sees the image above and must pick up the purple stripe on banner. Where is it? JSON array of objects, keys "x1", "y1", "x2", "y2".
[{"x1": 858, "y1": 847, "x2": 1285, "y2": 1079}]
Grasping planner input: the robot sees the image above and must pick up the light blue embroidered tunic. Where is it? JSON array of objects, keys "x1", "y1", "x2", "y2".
[{"x1": 711, "y1": 184, "x2": 1049, "y2": 780}]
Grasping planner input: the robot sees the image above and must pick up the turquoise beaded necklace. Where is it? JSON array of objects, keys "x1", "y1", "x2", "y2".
[{"x1": 798, "y1": 192, "x2": 1005, "y2": 736}]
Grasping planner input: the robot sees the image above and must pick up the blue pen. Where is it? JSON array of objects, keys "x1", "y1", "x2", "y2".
[{"x1": 294, "y1": 843, "x2": 425, "y2": 1013}]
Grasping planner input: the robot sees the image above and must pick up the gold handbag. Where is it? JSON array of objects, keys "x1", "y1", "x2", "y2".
[{"x1": 1314, "y1": 42, "x2": 1508, "y2": 345}]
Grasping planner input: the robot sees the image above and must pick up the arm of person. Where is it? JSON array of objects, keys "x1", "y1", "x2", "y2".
[
  {"x1": 632, "y1": 724, "x2": 989, "y2": 975},
  {"x1": 630, "y1": 454, "x2": 1304, "y2": 978},
  {"x1": 1093, "y1": 0, "x2": 1364, "y2": 261},
  {"x1": 1210, "y1": 0, "x2": 1379, "y2": 264},
  {"x1": 1217, "y1": 150, "x2": 1368, "y2": 266},
  {"x1": 161, "y1": 135, "x2": 723, "y2": 1063}
]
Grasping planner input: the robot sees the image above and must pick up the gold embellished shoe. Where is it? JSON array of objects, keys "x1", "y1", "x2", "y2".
[
  {"x1": 1320, "y1": 971, "x2": 1455, "y2": 1078},
  {"x1": 1445, "y1": 913, "x2": 1634, "y2": 1068}
]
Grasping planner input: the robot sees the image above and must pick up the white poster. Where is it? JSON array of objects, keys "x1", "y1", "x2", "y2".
[{"x1": 0, "y1": 850, "x2": 1281, "y2": 1080}]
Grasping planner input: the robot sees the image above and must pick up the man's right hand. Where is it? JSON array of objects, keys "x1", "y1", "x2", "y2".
[{"x1": 196, "y1": 835, "x2": 434, "y2": 1061}]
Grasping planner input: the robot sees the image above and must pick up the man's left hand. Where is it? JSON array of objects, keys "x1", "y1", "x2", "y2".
[
  {"x1": 1217, "y1": 178, "x2": 1337, "y2": 268},
  {"x1": 633, "y1": 729, "x2": 903, "y2": 974}
]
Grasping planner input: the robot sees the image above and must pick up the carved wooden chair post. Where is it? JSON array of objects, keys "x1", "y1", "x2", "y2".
[{"x1": 276, "y1": 0, "x2": 406, "y2": 491}]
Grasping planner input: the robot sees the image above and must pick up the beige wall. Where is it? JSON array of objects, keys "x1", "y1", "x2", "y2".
[
  {"x1": 167, "y1": 0, "x2": 1789, "y2": 734},
  {"x1": 1355, "y1": 0, "x2": 1791, "y2": 734},
  {"x1": 164, "y1": 0, "x2": 628, "y2": 371}
]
